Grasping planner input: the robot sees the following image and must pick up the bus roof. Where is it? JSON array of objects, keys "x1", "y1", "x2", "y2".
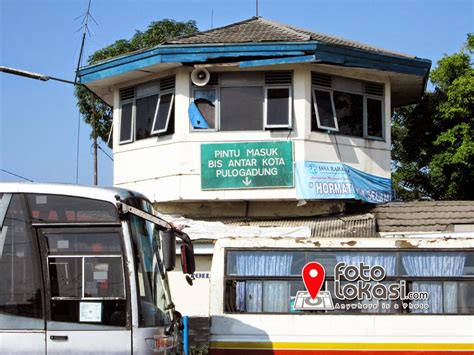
[{"x1": 0, "y1": 182, "x2": 148, "y2": 205}]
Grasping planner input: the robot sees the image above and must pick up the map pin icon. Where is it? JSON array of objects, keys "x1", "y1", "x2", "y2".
[{"x1": 302, "y1": 262, "x2": 325, "y2": 299}]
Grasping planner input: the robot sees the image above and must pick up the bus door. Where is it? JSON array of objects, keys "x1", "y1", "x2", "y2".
[{"x1": 37, "y1": 227, "x2": 132, "y2": 354}]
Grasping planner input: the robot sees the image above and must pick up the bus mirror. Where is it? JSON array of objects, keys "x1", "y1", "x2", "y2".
[
  {"x1": 161, "y1": 230, "x2": 176, "y2": 271},
  {"x1": 180, "y1": 243, "x2": 195, "y2": 275}
]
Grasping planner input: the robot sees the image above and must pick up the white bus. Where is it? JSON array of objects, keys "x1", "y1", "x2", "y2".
[
  {"x1": 209, "y1": 236, "x2": 474, "y2": 354},
  {"x1": 0, "y1": 182, "x2": 195, "y2": 354}
]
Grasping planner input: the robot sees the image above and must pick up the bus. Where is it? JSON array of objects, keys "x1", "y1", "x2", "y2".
[
  {"x1": 0, "y1": 182, "x2": 195, "y2": 354},
  {"x1": 209, "y1": 236, "x2": 474, "y2": 354}
]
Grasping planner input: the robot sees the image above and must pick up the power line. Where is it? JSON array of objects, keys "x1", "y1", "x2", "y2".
[
  {"x1": 0, "y1": 169, "x2": 34, "y2": 182},
  {"x1": 98, "y1": 145, "x2": 114, "y2": 161}
]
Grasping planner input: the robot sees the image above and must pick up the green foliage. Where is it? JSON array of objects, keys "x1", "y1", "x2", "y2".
[
  {"x1": 392, "y1": 34, "x2": 474, "y2": 200},
  {"x1": 75, "y1": 19, "x2": 198, "y2": 142}
]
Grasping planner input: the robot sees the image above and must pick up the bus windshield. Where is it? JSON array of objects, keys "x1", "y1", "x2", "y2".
[{"x1": 127, "y1": 198, "x2": 171, "y2": 327}]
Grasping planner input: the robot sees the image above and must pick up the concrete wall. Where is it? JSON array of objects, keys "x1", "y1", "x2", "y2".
[
  {"x1": 168, "y1": 254, "x2": 212, "y2": 316},
  {"x1": 112, "y1": 64, "x2": 391, "y2": 205}
]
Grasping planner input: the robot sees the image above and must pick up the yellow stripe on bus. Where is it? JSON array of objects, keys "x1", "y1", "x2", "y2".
[{"x1": 209, "y1": 341, "x2": 474, "y2": 351}]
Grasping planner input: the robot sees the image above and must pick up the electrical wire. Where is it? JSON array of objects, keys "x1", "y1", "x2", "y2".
[
  {"x1": 98, "y1": 145, "x2": 114, "y2": 161},
  {"x1": 0, "y1": 169, "x2": 34, "y2": 182}
]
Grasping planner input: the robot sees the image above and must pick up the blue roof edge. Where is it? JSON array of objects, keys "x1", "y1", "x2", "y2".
[{"x1": 78, "y1": 41, "x2": 431, "y2": 85}]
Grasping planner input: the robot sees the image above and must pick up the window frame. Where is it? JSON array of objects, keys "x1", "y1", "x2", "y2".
[
  {"x1": 365, "y1": 95, "x2": 385, "y2": 140},
  {"x1": 264, "y1": 86, "x2": 293, "y2": 129},
  {"x1": 151, "y1": 89, "x2": 175, "y2": 135},
  {"x1": 312, "y1": 87, "x2": 338, "y2": 132},
  {"x1": 190, "y1": 87, "x2": 219, "y2": 132},
  {"x1": 118, "y1": 77, "x2": 175, "y2": 145},
  {"x1": 223, "y1": 248, "x2": 474, "y2": 315},
  {"x1": 118, "y1": 100, "x2": 135, "y2": 144},
  {"x1": 312, "y1": 73, "x2": 385, "y2": 141},
  {"x1": 190, "y1": 71, "x2": 294, "y2": 132}
]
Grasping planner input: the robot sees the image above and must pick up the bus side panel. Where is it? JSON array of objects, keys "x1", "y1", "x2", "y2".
[
  {"x1": 209, "y1": 314, "x2": 474, "y2": 353},
  {"x1": 46, "y1": 330, "x2": 131, "y2": 354},
  {"x1": 0, "y1": 331, "x2": 45, "y2": 354}
]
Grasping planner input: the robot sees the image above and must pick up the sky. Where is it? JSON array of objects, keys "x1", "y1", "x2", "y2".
[{"x1": 0, "y1": 0, "x2": 472, "y2": 187}]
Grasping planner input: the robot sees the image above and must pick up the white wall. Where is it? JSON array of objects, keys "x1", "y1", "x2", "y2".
[
  {"x1": 167, "y1": 254, "x2": 212, "y2": 316},
  {"x1": 112, "y1": 64, "x2": 392, "y2": 203}
]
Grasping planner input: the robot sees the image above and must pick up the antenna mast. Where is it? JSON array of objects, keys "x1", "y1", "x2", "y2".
[
  {"x1": 256, "y1": 0, "x2": 259, "y2": 17},
  {"x1": 74, "y1": 0, "x2": 99, "y2": 185}
]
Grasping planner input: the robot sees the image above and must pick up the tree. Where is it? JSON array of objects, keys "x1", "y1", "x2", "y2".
[
  {"x1": 392, "y1": 34, "x2": 474, "y2": 200},
  {"x1": 75, "y1": 19, "x2": 198, "y2": 142}
]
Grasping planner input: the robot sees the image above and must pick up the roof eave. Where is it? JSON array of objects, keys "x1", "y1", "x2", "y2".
[{"x1": 78, "y1": 41, "x2": 431, "y2": 102}]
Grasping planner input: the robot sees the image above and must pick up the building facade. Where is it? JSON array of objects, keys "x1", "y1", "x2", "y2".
[{"x1": 78, "y1": 17, "x2": 432, "y2": 317}]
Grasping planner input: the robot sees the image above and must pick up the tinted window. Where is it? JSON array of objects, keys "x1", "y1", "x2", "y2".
[
  {"x1": 45, "y1": 232, "x2": 122, "y2": 254},
  {"x1": 136, "y1": 94, "x2": 158, "y2": 140},
  {"x1": 153, "y1": 93, "x2": 174, "y2": 134},
  {"x1": 220, "y1": 87, "x2": 263, "y2": 131},
  {"x1": 43, "y1": 228, "x2": 127, "y2": 328},
  {"x1": 119, "y1": 102, "x2": 133, "y2": 142},
  {"x1": 314, "y1": 90, "x2": 336, "y2": 129},
  {"x1": 367, "y1": 98, "x2": 383, "y2": 138},
  {"x1": 334, "y1": 91, "x2": 363, "y2": 137},
  {"x1": 27, "y1": 194, "x2": 118, "y2": 223},
  {"x1": 49, "y1": 257, "x2": 82, "y2": 298},
  {"x1": 0, "y1": 194, "x2": 43, "y2": 329},
  {"x1": 266, "y1": 88, "x2": 290, "y2": 126}
]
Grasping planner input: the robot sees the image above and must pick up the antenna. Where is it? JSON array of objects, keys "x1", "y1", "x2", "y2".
[
  {"x1": 256, "y1": 0, "x2": 259, "y2": 17},
  {"x1": 211, "y1": 8, "x2": 214, "y2": 29},
  {"x1": 74, "y1": 0, "x2": 97, "y2": 84},
  {"x1": 74, "y1": 0, "x2": 99, "y2": 185}
]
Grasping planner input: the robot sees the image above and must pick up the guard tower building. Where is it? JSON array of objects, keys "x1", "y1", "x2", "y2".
[
  {"x1": 78, "y1": 17, "x2": 430, "y2": 218},
  {"x1": 78, "y1": 17, "x2": 431, "y2": 318}
]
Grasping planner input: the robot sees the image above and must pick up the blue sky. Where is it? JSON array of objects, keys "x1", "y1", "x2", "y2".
[{"x1": 1, "y1": 0, "x2": 472, "y2": 187}]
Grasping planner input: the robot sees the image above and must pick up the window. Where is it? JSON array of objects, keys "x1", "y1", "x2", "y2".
[
  {"x1": 26, "y1": 194, "x2": 118, "y2": 223},
  {"x1": 135, "y1": 94, "x2": 158, "y2": 140},
  {"x1": 311, "y1": 72, "x2": 384, "y2": 140},
  {"x1": 190, "y1": 71, "x2": 293, "y2": 131},
  {"x1": 220, "y1": 87, "x2": 263, "y2": 131},
  {"x1": 127, "y1": 198, "x2": 170, "y2": 328},
  {"x1": 0, "y1": 194, "x2": 43, "y2": 329},
  {"x1": 334, "y1": 91, "x2": 364, "y2": 137},
  {"x1": 312, "y1": 89, "x2": 337, "y2": 131},
  {"x1": 42, "y1": 228, "x2": 127, "y2": 328},
  {"x1": 190, "y1": 89, "x2": 217, "y2": 129},
  {"x1": 118, "y1": 76, "x2": 175, "y2": 144},
  {"x1": 367, "y1": 97, "x2": 383, "y2": 138},
  {"x1": 225, "y1": 250, "x2": 474, "y2": 314},
  {"x1": 119, "y1": 102, "x2": 133, "y2": 143},
  {"x1": 265, "y1": 87, "x2": 292, "y2": 129},
  {"x1": 152, "y1": 91, "x2": 175, "y2": 134}
]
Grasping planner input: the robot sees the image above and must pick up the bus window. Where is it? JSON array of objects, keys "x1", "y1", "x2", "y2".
[
  {"x1": 225, "y1": 250, "x2": 474, "y2": 315},
  {"x1": 41, "y1": 228, "x2": 127, "y2": 329},
  {"x1": 26, "y1": 194, "x2": 119, "y2": 223},
  {"x1": 0, "y1": 194, "x2": 43, "y2": 329},
  {"x1": 128, "y1": 198, "x2": 170, "y2": 328}
]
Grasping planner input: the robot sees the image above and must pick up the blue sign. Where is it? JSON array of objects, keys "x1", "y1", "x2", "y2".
[{"x1": 296, "y1": 161, "x2": 391, "y2": 204}]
